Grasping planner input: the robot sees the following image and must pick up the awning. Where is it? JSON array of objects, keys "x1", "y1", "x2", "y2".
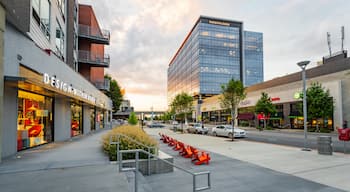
[{"x1": 237, "y1": 113, "x2": 255, "y2": 120}]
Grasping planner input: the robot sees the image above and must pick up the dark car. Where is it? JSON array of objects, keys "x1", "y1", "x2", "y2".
[{"x1": 147, "y1": 123, "x2": 165, "y2": 128}]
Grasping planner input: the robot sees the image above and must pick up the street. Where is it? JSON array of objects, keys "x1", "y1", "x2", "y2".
[
  {"x1": 167, "y1": 123, "x2": 350, "y2": 154},
  {"x1": 244, "y1": 129, "x2": 349, "y2": 154}
]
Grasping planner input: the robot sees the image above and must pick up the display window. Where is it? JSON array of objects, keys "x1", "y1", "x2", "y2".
[
  {"x1": 90, "y1": 107, "x2": 96, "y2": 131},
  {"x1": 17, "y1": 90, "x2": 53, "y2": 151},
  {"x1": 71, "y1": 103, "x2": 82, "y2": 137},
  {"x1": 97, "y1": 110, "x2": 104, "y2": 129}
]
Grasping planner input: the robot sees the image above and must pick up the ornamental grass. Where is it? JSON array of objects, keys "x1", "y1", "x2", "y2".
[{"x1": 102, "y1": 125, "x2": 158, "y2": 161}]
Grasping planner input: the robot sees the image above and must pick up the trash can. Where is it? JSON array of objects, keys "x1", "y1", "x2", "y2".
[{"x1": 317, "y1": 136, "x2": 333, "y2": 155}]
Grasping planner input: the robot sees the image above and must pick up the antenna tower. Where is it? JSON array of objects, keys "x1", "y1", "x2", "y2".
[
  {"x1": 341, "y1": 26, "x2": 345, "y2": 51},
  {"x1": 327, "y1": 32, "x2": 332, "y2": 56}
]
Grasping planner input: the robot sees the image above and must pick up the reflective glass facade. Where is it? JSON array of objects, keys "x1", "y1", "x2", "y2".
[
  {"x1": 168, "y1": 16, "x2": 263, "y2": 102},
  {"x1": 198, "y1": 21, "x2": 242, "y2": 95},
  {"x1": 244, "y1": 31, "x2": 263, "y2": 86}
]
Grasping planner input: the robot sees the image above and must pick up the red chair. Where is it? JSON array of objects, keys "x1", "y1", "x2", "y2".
[
  {"x1": 183, "y1": 146, "x2": 194, "y2": 158},
  {"x1": 193, "y1": 152, "x2": 211, "y2": 165},
  {"x1": 174, "y1": 142, "x2": 184, "y2": 151},
  {"x1": 168, "y1": 138, "x2": 177, "y2": 147},
  {"x1": 337, "y1": 128, "x2": 350, "y2": 141}
]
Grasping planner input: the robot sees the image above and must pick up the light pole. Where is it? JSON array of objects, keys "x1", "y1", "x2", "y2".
[{"x1": 297, "y1": 60, "x2": 311, "y2": 151}]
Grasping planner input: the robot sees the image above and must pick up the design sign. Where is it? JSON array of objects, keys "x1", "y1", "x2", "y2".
[{"x1": 43, "y1": 73, "x2": 96, "y2": 103}]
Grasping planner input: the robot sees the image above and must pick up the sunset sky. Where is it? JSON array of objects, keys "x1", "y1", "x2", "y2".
[{"x1": 80, "y1": 0, "x2": 350, "y2": 111}]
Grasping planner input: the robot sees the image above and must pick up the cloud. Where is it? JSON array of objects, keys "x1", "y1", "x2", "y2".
[
  {"x1": 79, "y1": 0, "x2": 350, "y2": 110},
  {"x1": 80, "y1": 0, "x2": 200, "y2": 110}
]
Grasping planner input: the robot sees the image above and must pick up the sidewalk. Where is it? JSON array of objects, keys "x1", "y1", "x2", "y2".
[
  {"x1": 146, "y1": 128, "x2": 350, "y2": 191},
  {"x1": 0, "y1": 129, "x2": 129, "y2": 192}
]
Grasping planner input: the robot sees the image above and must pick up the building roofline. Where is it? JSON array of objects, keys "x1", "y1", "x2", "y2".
[
  {"x1": 168, "y1": 15, "x2": 243, "y2": 67},
  {"x1": 168, "y1": 16, "x2": 201, "y2": 67},
  {"x1": 246, "y1": 56, "x2": 350, "y2": 92},
  {"x1": 199, "y1": 15, "x2": 243, "y2": 25},
  {"x1": 78, "y1": 4, "x2": 104, "y2": 32}
]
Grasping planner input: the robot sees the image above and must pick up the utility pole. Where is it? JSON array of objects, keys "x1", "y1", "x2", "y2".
[{"x1": 150, "y1": 106, "x2": 154, "y2": 123}]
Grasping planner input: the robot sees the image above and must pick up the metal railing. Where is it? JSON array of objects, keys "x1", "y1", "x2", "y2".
[
  {"x1": 94, "y1": 78, "x2": 110, "y2": 91},
  {"x1": 78, "y1": 50, "x2": 110, "y2": 67},
  {"x1": 78, "y1": 24, "x2": 110, "y2": 43},
  {"x1": 110, "y1": 134, "x2": 211, "y2": 192},
  {"x1": 118, "y1": 149, "x2": 211, "y2": 192},
  {"x1": 110, "y1": 134, "x2": 157, "y2": 176}
]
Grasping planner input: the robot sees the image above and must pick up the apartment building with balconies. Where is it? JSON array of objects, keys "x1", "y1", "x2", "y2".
[
  {"x1": 0, "y1": 0, "x2": 112, "y2": 160},
  {"x1": 77, "y1": 4, "x2": 110, "y2": 91}
]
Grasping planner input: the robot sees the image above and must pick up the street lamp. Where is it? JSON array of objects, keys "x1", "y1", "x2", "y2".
[{"x1": 297, "y1": 60, "x2": 311, "y2": 151}]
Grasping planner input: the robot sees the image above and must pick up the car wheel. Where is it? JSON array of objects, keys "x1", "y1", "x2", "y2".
[
  {"x1": 213, "y1": 132, "x2": 217, "y2": 137},
  {"x1": 228, "y1": 133, "x2": 233, "y2": 139}
]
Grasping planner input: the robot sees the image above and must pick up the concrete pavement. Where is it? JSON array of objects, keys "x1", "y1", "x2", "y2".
[
  {"x1": 1, "y1": 125, "x2": 349, "y2": 192},
  {"x1": 146, "y1": 127, "x2": 350, "y2": 191},
  {"x1": 0, "y1": 129, "x2": 129, "y2": 192}
]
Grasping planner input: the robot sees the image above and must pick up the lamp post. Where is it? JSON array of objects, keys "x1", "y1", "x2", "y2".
[{"x1": 297, "y1": 60, "x2": 311, "y2": 151}]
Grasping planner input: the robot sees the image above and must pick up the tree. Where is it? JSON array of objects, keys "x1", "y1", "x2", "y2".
[
  {"x1": 128, "y1": 112, "x2": 138, "y2": 125},
  {"x1": 220, "y1": 79, "x2": 246, "y2": 141},
  {"x1": 304, "y1": 82, "x2": 334, "y2": 130},
  {"x1": 161, "y1": 111, "x2": 174, "y2": 121},
  {"x1": 170, "y1": 92, "x2": 194, "y2": 132},
  {"x1": 255, "y1": 92, "x2": 276, "y2": 130},
  {"x1": 105, "y1": 74, "x2": 123, "y2": 113}
]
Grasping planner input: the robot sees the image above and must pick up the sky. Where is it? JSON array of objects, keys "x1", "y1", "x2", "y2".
[{"x1": 79, "y1": 0, "x2": 350, "y2": 111}]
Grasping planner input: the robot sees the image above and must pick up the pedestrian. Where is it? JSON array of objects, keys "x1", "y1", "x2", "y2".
[{"x1": 343, "y1": 120, "x2": 348, "y2": 128}]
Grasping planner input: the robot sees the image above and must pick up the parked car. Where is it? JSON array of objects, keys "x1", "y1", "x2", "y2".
[
  {"x1": 188, "y1": 123, "x2": 209, "y2": 134},
  {"x1": 147, "y1": 122, "x2": 165, "y2": 128},
  {"x1": 212, "y1": 125, "x2": 246, "y2": 138}
]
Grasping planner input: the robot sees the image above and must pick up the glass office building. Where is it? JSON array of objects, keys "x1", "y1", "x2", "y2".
[
  {"x1": 168, "y1": 16, "x2": 263, "y2": 102},
  {"x1": 244, "y1": 31, "x2": 263, "y2": 86}
]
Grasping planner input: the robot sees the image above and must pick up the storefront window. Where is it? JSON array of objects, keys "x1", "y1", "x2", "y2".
[
  {"x1": 17, "y1": 90, "x2": 53, "y2": 151},
  {"x1": 90, "y1": 107, "x2": 95, "y2": 131},
  {"x1": 96, "y1": 110, "x2": 104, "y2": 129},
  {"x1": 71, "y1": 103, "x2": 82, "y2": 137}
]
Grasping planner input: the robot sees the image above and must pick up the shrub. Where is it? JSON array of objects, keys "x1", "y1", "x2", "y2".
[
  {"x1": 102, "y1": 125, "x2": 158, "y2": 161},
  {"x1": 128, "y1": 112, "x2": 138, "y2": 125}
]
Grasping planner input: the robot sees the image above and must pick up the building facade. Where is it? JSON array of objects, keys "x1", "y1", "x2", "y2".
[
  {"x1": 200, "y1": 52, "x2": 350, "y2": 131},
  {"x1": 114, "y1": 100, "x2": 134, "y2": 119},
  {"x1": 0, "y1": 0, "x2": 113, "y2": 160},
  {"x1": 0, "y1": 2, "x2": 5, "y2": 162},
  {"x1": 167, "y1": 16, "x2": 263, "y2": 103}
]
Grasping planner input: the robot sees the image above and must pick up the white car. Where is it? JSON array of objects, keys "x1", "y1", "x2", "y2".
[
  {"x1": 212, "y1": 125, "x2": 246, "y2": 138},
  {"x1": 193, "y1": 123, "x2": 209, "y2": 134}
]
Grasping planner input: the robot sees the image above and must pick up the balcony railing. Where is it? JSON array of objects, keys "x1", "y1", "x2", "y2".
[
  {"x1": 78, "y1": 50, "x2": 110, "y2": 67},
  {"x1": 94, "y1": 78, "x2": 110, "y2": 91},
  {"x1": 78, "y1": 24, "x2": 110, "y2": 45}
]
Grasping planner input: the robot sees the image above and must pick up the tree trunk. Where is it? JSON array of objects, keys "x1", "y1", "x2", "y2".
[
  {"x1": 264, "y1": 119, "x2": 266, "y2": 130},
  {"x1": 231, "y1": 109, "x2": 235, "y2": 141},
  {"x1": 184, "y1": 113, "x2": 187, "y2": 133}
]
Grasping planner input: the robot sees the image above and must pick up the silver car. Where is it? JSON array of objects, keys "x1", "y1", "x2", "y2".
[
  {"x1": 193, "y1": 123, "x2": 209, "y2": 134},
  {"x1": 212, "y1": 125, "x2": 246, "y2": 138}
]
